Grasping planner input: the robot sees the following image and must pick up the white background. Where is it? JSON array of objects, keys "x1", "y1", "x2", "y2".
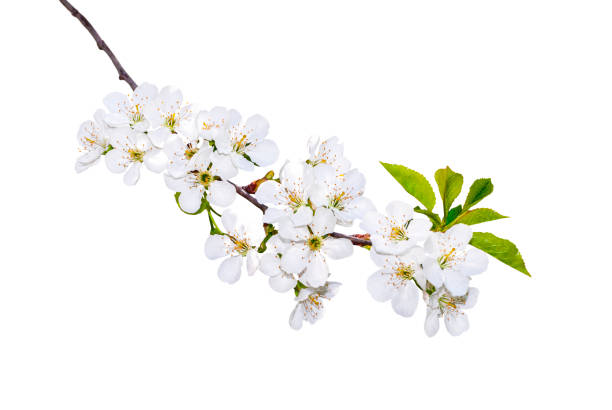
[{"x1": 1, "y1": 0, "x2": 610, "y2": 408}]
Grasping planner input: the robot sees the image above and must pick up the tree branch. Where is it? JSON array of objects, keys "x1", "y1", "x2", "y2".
[
  {"x1": 59, "y1": 0, "x2": 137, "y2": 91},
  {"x1": 60, "y1": 0, "x2": 372, "y2": 249}
]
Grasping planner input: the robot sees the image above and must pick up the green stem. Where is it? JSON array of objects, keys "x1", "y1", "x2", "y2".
[
  {"x1": 258, "y1": 224, "x2": 278, "y2": 253},
  {"x1": 207, "y1": 208, "x2": 223, "y2": 235}
]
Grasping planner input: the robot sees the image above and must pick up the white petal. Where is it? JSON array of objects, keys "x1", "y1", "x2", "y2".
[
  {"x1": 144, "y1": 149, "x2": 167, "y2": 173},
  {"x1": 444, "y1": 311, "x2": 469, "y2": 336},
  {"x1": 351, "y1": 197, "x2": 376, "y2": 220},
  {"x1": 178, "y1": 189, "x2": 203, "y2": 213},
  {"x1": 245, "y1": 114, "x2": 269, "y2": 140},
  {"x1": 259, "y1": 254, "x2": 282, "y2": 277},
  {"x1": 407, "y1": 218, "x2": 433, "y2": 241},
  {"x1": 221, "y1": 211, "x2": 237, "y2": 232},
  {"x1": 218, "y1": 256, "x2": 243, "y2": 284},
  {"x1": 246, "y1": 250, "x2": 259, "y2": 275},
  {"x1": 148, "y1": 127, "x2": 173, "y2": 147},
  {"x1": 366, "y1": 271, "x2": 393, "y2": 302},
  {"x1": 248, "y1": 139, "x2": 279, "y2": 166},
  {"x1": 459, "y1": 248, "x2": 489, "y2": 276},
  {"x1": 262, "y1": 207, "x2": 285, "y2": 224},
  {"x1": 391, "y1": 285, "x2": 419, "y2": 317},
  {"x1": 123, "y1": 162, "x2": 141, "y2": 185},
  {"x1": 444, "y1": 270, "x2": 470, "y2": 296},
  {"x1": 423, "y1": 260, "x2": 444, "y2": 288},
  {"x1": 208, "y1": 180, "x2": 236, "y2": 207},
  {"x1": 385, "y1": 201, "x2": 414, "y2": 221},
  {"x1": 289, "y1": 303, "x2": 305, "y2": 330},
  {"x1": 446, "y1": 224, "x2": 473, "y2": 246},
  {"x1": 210, "y1": 151, "x2": 238, "y2": 179},
  {"x1": 322, "y1": 238, "x2": 353, "y2": 259},
  {"x1": 269, "y1": 274, "x2": 297, "y2": 293},
  {"x1": 231, "y1": 152, "x2": 254, "y2": 171},
  {"x1": 105, "y1": 148, "x2": 129, "y2": 173},
  {"x1": 278, "y1": 219, "x2": 309, "y2": 242},
  {"x1": 280, "y1": 244, "x2": 308, "y2": 274},
  {"x1": 164, "y1": 174, "x2": 188, "y2": 192},
  {"x1": 311, "y1": 207, "x2": 336, "y2": 236},
  {"x1": 424, "y1": 310, "x2": 440, "y2": 337},
  {"x1": 290, "y1": 206, "x2": 313, "y2": 226},
  {"x1": 205, "y1": 235, "x2": 228, "y2": 260},
  {"x1": 464, "y1": 287, "x2": 480, "y2": 309},
  {"x1": 254, "y1": 180, "x2": 281, "y2": 204},
  {"x1": 302, "y1": 254, "x2": 329, "y2": 287}
]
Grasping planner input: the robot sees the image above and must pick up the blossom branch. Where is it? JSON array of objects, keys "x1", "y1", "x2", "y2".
[{"x1": 59, "y1": 0, "x2": 137, "y2": 91}]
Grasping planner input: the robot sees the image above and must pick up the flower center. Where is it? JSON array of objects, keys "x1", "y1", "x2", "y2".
[
  {"x1": 438, "y1": 293, "x2": 466, "y2": 312},
  {"x1": 184, "y1": 147, "x2": 198, "y2": 160},
  {"x1": 131, "y1": 104, "x2": 145, "y2": 126},
  {"x1": 230, "y1": 237, "x2": 251, "y2": 256},
  {"x1": 328, "y1": 192, "x2": 347, "y2": 210},
  {"x1": 286, "y1": 190, "x2": 306, "y2": 211},
  {"x1": 196, "y1": 170, "x2": 213, "y2": 188},
  {"x1": 395, "y1": 263, "x2": 415, "y2": 281},
  {"x1": 438, "y1": 248, "x2": 457, "y2": 269},
  {"x1": 308, "y1": 236, "x2": 323, "y2": 251},
  {"x1": 232, "y1": 134, "x2": 249, "y2": 154},
  {"x1": 389, "y1": 220, "x2": 411, "y2": 241},
  {"x1": 164, "y1": 113, "x2": 178, "y2": 131},
  {"x1": 128, "y1": 148, "x2": 145, "y2": 162}
]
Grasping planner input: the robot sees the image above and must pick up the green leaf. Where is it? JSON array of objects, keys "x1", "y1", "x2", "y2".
[
  {"x1": 455, "y1": 208, "x2": 508, "y2": 225},
  {"x1": 446, "y1": 205, "x2": 463, "y2": 224},
  {"x1": 434, "y1": 166, "x2": 463, "y2": 216},
  {"x1": 464, "y1": 178, "x2": 494, "y2": 209},
  {"x1": 380, "y1": 162, "x2": 436, "y2": 210},
  {"x1": 470, "y1": 232, "x2": 530, "y2": 276},
  {"x1": 414, "y1": 206, "x2": 442, "y2": 228},
  {"x1": 174, "y1": 192, "x2": 208, "y2": 215}
]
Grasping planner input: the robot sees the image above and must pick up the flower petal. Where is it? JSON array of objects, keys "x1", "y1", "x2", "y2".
[
  {"x1": 444, "y1": 310, "x2": 469, "y2": 336},
  {"x1": 302, "y1": 254, "x2": 329, "y2": 287},
  {"x1": 179, "y1": 188, "x2": 203, "y2": 213},
  {"x1": 259, "y1": 254, "x2": 282, "y2": 277},
  {"x1": 280, "y1": 244, "x2": 308, "y2": 274},
  {"x1": 246, "y1": 250, "x2": 259, "y2": 275},
  {"x1": 391, "y1": 284, "x2": 419, "y2": 317},
  {"x1": 385, "y1": 201, "x2": 413, "y2": 221},
  {"x1": 248, "y1": 139, "x2": 279, "y2": 166},
  {"x1": 424, "y1": 310, "x2": 440, "y2": 337},
  {"x1": 311, "y1": 207, "x2": 336, "y2": 236},
  {"x1": 208, "y1": 180, "x2": 236, "y2": 207},
  {"x1": 218, "y1": 256, "x2": 242, "y2": 284},
  {"x1": 123, "y1": 162, "x2": 141, "y2": 185},
  {"x1": 269, "y1": 274, "x2": 297, "y2": 293},
  {"x1": 289, "y1": 303, "x2": 305, "y2": 330},
  {"x1": 322, "y1": 238, "x2": 353, "y2": 259},
  {"x1": 144, "y1": 149, "x2": 167, "y2": 173},
  {"x1": 444, "y1": 270, "x2": 470, "y2": 296},
  {"x1": 290, "y1": 206, "x2": 313, "y2": 227},
  {"x1": 366, "y1": 271, "x2": 393, "y2": 302},
  {"x1": 245, "y1": 114, "x2": 269, "y2": 141},
  {"x1": 205, "y1": 235, "x2": 228, "y2": 260}
]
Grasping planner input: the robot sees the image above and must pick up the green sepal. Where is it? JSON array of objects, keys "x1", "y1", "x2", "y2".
[
  {"x1": 464, "y1": 178, "x2": 493, "y2": 210},
  {"x1": 434, "y1": 166, "x2": 463, "y2": 217},
  {"x1": 294, "y1": 281, "x2": 308, "y2": 297},
  {"x1": 102, "y1": 144, "x2": 114, "y2": 155},
  {"x1": 380, "y1": 162, "x2": 436, "y2": 211},
  {"x1": 470, "y1": 232, "x2": 530, "y2": 276}
]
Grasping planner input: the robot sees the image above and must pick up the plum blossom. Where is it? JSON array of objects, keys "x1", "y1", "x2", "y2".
[
  {"x1": 366, "y1": 247, "x2": 426, "y2": 317},
  {"x1": 255, "y1": 161, "x2": 316, "y2": 226},
  {"x1": 258, "y1": 236, "x2": 298, "y2": 292},
  {"x1": 164, "y1": 146, "x2": 236, "y2": 212},
  {"x1": 196, "y1": 106, "x2": 241, "y2": 140},
  {"x1": 306, "y1": 137, "x2": 350, "y2": 175},
  {"x1": 102, "y1": 82, "x2": 158, "y2": 131},
  {"x1": 104, "y1": 128, "x2": 166, "y2": 185},
  {"x1": 289, "y1": 281, "x2": 341, "y2": 330},
  {"x1": 309, "y1": 166, "x2": 374, "y2": 225},
  {"x1": 424, "y1": 287, "x2": 479, "y2": 337},
  {"x1": 75, "y1": 109, "x2": 110, "y2": 173},
  {"x1": 361, "y1": 201, "x2": 432, "y2": 255},
  {"x1": 205, "y1": 212, "x2": 259, "y2": 284},
  {"x1": 211, "y1": 112, "x2": 279, "y2": 173},
  {"x1": 279, "y1": 208, "x2": 353, "y2": 287},
  {"x1": 144, "y1": 86, "x2": 193, "y2": 146},
  {"x1": 423, "y1": 224, "x2": 488, "y2": 297}
]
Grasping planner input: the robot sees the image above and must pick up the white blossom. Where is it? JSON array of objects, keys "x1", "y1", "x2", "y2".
[
  {"x1": 102, "y1": 82, "x2": 158, "y2": 131},
  {"x1": 164, "y1": 146, "x2": 236, "y2": 212},
  {"x1": 366, "y1": 247, "x2": 426, "y2": 317},
  {"x1": 104, "y1": 128, "x2": 166, "y2": 185},
  {"x1": 144, "y1": 86, "x2": 193, "y2": 147},
  {"x1": 75, "y1": 109, "x2": 110, "y2": 173},
  {"x1": 279, "y1": 208, "x2": 353, "y2": 287},
  {"x1": 289, "y1": 281, "x2": 341, "y2": 330},
  {"x1": 309, "y1": 165, "x2": 374, "y2": 225},
  {"x1": 210, "y1": 112, "x2": 279, "y2": 173},
  {"x1": 258, "y1": 236, "x2": 298, "y2": 292},
  {"x1": 424, "y1": 287, "x2": 479, "y2": 337},
  {"x1": 255, "y1": 161, "x2": 316, "y2": 226},
  {"x1": 204, "y1": 211, "x2": 259, "y2": 284},
  {"x1": 195, "y1": 106, "x2": 241, "y2": 140},
  {"x1": 307, "y1": 136, "x2": 350, "y2": 175},
  {"x1": 423, "y1": 224, "x2": 488, "y2": 297},
  {"x1": 361, "y1": 201, "x2": 432, "y2": 255}
]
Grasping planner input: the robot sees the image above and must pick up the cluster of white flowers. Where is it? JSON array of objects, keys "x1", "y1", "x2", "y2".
[{"x1": 76, "y1": 83, "x2": 491, "y2": 336}]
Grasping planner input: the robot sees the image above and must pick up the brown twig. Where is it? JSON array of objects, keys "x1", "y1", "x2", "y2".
[
  {"x1": 59, "y1": 0, "x2": 137, "y2": 90},
  {"x1": 61, "y1": 0, "x2": 372, "y2": 249}
]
